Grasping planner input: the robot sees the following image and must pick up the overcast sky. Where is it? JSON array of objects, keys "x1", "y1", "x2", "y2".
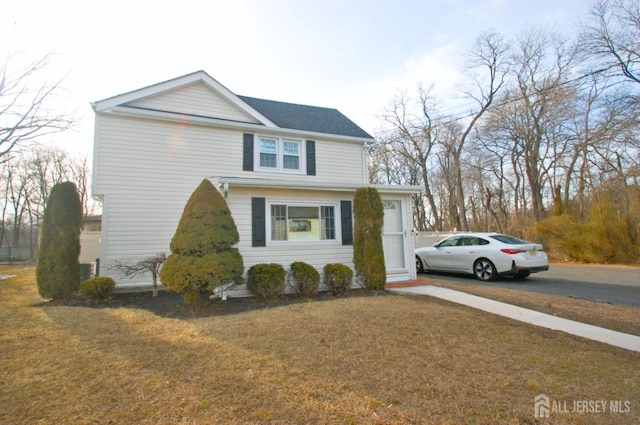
[{"x1": 3, "y1": 0, "x2": 591, "y2": 158}]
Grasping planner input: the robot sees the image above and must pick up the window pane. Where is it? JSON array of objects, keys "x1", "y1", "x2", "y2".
[
  {"x1": 288, "y1": 206, "x2": 319, "y2": 241},
  {"x1": 283, "y1": 141, "x2": 300, "y2": 170},
  {"x1": 260, "y1": 139, "x2": 277, "y2": 153},
  {"x1": 283, "y1": 155, "x2": 299, "y2": 169},
  {"x1": 271, "y1": 205, "x2": 287, "y2": 240},
  {"x1": 321, "y1": 206, "x2": 335, "y2": 240},
  {"x1": 260, "y1": 153, "x2": 277, "y2": 168},
  {"x1": 260, "y1": 139, "x2": 277, "y2": 168},
  {"x1": 283, "y1": 141, "x2": 299, "y2": 155}
]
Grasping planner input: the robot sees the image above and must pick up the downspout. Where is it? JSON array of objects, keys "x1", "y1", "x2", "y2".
[{"x1": 363, "y1": 142, "x2": 370, "y2": 183}]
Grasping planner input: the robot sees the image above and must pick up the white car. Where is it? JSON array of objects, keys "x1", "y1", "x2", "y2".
[{"x1": 415, "y1": 232, "x2": 549, "y2": 281}]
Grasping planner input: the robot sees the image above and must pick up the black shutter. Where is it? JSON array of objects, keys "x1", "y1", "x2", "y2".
[
  {"x1": 306, "y1": 140, "x2": 316, "y2": 176},
  {"x1": 252, "y1": 197, "x2": 266, "y2": 247},
  {"x1": 341, "y1": 200, "x2": 353, "y2": 246},
  {"x1": 243, "y1": 133, "x2": 254, "y2": 171}
]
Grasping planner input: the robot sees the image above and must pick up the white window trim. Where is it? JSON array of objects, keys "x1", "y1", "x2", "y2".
[
  {"x1": 255, "y1": 136, "x2": 306, "y2": 174},
  {"x1": 266, "y1": 200, "x2": 341, "y2": 244}
]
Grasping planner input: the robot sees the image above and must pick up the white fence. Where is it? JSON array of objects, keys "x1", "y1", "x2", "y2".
[
  {"x1": 0, "y1": 246, "x2": 32, "y2": 261},
  {"x1": 413, "y1": 231, "x2": 457, "y2": 249}
]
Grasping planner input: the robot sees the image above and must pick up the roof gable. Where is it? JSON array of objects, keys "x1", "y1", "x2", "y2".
[
  {"x1": 91, "y1": 71, "x2": 276, "y2": 127},
  {"x1": 92, "y1": 71, "x2": 373, "y2": 140},
  {"x1": 126, "y1": 81, "x2": 260, "y2": 124}
]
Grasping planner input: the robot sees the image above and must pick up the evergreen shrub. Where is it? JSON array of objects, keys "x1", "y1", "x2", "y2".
[
  {"x1": 80, "y1": 276, "x2": 116, "y2": 301},
  {"x1": 247, "y1": 263, "x2": 286, "y2": 300},
  {"x1": 353, "y1": 187, "x2": 386, "y2": 291},
  {"x1": 323, "y1": 263, "x2": 353, "y2": 295},
  {"x1": 287, "y1": 262, "x2": 320, "y2": 297},
  {"x1": 36, "y1": 182, "x2": 83, "y2": 300},
  {"x1": 160, "y1": 179, "x2": 244, "y2": 303}
]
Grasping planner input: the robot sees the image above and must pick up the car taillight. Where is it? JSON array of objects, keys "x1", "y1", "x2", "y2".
[{"x1": 501, "y1": 249, "x2": 526, "y2": 254}]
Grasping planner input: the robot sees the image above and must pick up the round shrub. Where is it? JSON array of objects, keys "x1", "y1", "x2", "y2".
[
  {"x1": 287, "y1": 262, "x2": 320, "y2": 297},
  {"x1": 247, "y1": 263, "x2": 286, "y2": 300},
  {"x1": 80, "y1": 277, "x2": 116, "y2": 301},
  {"x1": 323, "y1": 263, "x2": 353, "y2": 295}
]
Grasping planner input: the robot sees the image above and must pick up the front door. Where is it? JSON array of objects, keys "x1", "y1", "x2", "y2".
[{"x1": 382, "y1": 200, "x2": 405, "y2": 270}]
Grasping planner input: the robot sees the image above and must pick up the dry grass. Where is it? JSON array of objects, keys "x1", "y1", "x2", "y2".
[
  {"x1": 1, "y1": 266, "x2": 639, "y2": 424},
  {"x1": 425, "y1": 277, "x2": 640, "y2": 337}
]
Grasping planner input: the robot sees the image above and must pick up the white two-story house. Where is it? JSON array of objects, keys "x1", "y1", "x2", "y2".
[{"x1": 91, "y1": 71, "x2": 420, "y2": 294}]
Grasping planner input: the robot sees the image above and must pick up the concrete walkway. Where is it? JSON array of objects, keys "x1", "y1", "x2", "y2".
[{"x1": 389, "y1": 285, "x2": 640, "y2": 353}]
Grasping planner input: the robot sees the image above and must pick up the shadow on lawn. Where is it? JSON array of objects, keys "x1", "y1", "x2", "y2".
[{"x1": 38, "y1": 289, "x2": 391, "y2": 319}]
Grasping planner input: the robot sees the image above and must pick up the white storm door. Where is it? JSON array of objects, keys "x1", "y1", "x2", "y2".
[{"x1": 382, "y1": 200, "x2": 405, "y2": 270}]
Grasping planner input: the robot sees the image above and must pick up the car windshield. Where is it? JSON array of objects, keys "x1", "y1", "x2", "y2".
[{"x1": 489, "y1": 234, "x2": 531, "y2": 244}]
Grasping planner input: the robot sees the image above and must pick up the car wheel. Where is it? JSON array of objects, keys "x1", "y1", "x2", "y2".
[
  {"x1": 415, "y1": 256, "x2": 424, "y2": 274},
  {"x1": 473, "y1": 259, "x2": 497, "y2": 282},
  {"x1": 515, "y1": 270, "x2": 531, "y2": 279}
]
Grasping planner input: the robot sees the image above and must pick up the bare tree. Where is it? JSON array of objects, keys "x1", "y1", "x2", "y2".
[
  {"x1": 581, "y1": 0, "x2": 640, "y2": 84},
  {"x1": 109, "y1": 253, "x2": 167, "y2": 297},
  {"x1": 0, "y1": 144, "x2": 99, "y2": 259},
  {"x1": 0, "y1": 52, "x2": 75, "y2": 161},
  {"x1": 450, "y1": 30, "x2": 510, "y2": 230},
  {"x1": 378, "y1": 87, "x2": 443, "y2": 230}
]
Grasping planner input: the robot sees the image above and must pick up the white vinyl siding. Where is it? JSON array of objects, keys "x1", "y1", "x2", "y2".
[
  {"x1": 315, "y1": 138, "x2": 365, "y2": 182},
  {"x1": 93, "y1": 114, "x2": 377, "y2": 290},
  {"x1": 127, "y1": 82, "x2": 259, "y2": 124},
  {"x1": 95, "y1": 115, "x2": 243, "y2": 194},
  {"x1": 94, "y1": 115, "x2": 367, "y2": 195}
]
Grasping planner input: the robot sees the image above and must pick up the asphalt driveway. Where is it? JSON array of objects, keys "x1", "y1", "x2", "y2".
[{"x1": 420, "y1": 263, "x2": 640, "y2": 308}]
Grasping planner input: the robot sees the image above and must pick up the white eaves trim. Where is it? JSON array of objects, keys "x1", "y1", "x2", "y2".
[
  {"x1": 210, "y1": 176, "x2": 422, "y2": 195},
  {"x1": 104, "y1": 105, "x2": 374, "y2": 145},
  {"x1": 90, "y1": 70, "x2": 278, "y2": 128}
]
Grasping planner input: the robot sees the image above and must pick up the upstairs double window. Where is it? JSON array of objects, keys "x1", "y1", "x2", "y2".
[
  {"x1": 243, "y1": 133, "x2": 316, "y2": 176},
  {"x1": 257, "y1": 137, "x2": 303, "y2": 173}
]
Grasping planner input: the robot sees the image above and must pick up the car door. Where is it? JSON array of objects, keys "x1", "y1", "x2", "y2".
[
  {"x1": 449, "y1": 236, "x2": 479, "y2": 270},
  {"x1": 427, "y1": 236, "x2": 460, "y2": 270}
]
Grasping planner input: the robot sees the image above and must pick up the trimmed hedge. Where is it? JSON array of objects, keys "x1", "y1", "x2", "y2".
[
  {"x1": 323, "y1": 263, "x2": 353, "y2": 295},
  {"x1": 247, "y1": 263, "x2": 286, "y2": 300},
  {"x1": 80, "y1": 276, "x2": 116, "y2": 301},
  {"x1": 287, "y1": 262, "x2": 320, "y2": 297}
]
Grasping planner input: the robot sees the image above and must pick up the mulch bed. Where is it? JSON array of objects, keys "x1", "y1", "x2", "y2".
[{"x1": 39, "y1": 288, "x2": 395, "y2": 320}]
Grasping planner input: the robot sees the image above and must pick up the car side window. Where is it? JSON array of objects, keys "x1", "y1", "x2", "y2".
[
  {"x1": 477, "y1": 238, "x2": 489, "y2": 245},
  {"x1": 439, "y1": 237, "x2": 459, "y2": 247},
  {"x1": 459, "y1": 237, "x2": 472, "y2": 246}
]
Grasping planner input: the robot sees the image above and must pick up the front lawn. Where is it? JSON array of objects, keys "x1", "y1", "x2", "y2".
[{"x1": 1, "y1": 266, "x2": 638, "y2": 424}]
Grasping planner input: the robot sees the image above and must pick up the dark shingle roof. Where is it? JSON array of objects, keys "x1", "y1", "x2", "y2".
[{"x1": 238, "y1": 95, "x2": 373, "y2": 140}]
